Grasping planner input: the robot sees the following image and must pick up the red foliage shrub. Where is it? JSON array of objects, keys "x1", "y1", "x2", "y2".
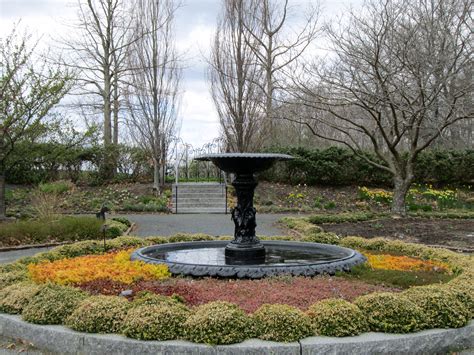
[{"x1": 75, "y1": 276, "x2": 398, "y2": 312}]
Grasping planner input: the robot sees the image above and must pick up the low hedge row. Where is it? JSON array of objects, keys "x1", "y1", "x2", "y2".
[
  {"x1": 0, "y1": 231, "x2": 472, "y2": 345},
  {"x1": 0, "y1": 217, "x2": 130, "y2": 247},
  {"x1": 263, "y1": 146, "x2": 474, "y2": 186}
]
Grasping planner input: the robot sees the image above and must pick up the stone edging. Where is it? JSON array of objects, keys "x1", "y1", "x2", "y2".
[
  {"x1": 131, "y1": 240, "x2": 367, "y2": 279},
  {"x1": 0, "y1": 314, "x2": 472, "y2": 354}
]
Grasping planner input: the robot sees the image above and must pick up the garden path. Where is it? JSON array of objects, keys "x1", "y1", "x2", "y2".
[
  {"x1": 0, "y1": 213, "x2": 300, "y2": 264},
  {"x1": 118, "y1": 213, "x2": 298, "y2": 237}
]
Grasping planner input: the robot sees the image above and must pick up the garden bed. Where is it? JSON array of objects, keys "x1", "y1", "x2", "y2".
[
  {"x1": 0, "y1": 217, "x2": 130, "y2": 247},
  {"x1": 0, "y1": 228, "x2": 472, "y2": 348}
]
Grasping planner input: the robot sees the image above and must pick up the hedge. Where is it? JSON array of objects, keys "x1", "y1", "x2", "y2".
[
  {"x1": 0, "y1": 232, "x2": 472, "y2": 344},
  {"x1": 263, "y1": 146, "x2": 474, "y2": 186},
  {"x1": 0, "y1": 217, "x2": 129, "y2": 247}
]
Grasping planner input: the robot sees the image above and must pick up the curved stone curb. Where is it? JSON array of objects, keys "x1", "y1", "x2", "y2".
[{"x1": 0, "y1": 314, "x2": 472, "y2": 354}]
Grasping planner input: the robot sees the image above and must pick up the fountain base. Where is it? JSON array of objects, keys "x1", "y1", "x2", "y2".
[
  {"x1": 131, "y1": 240, "x2": 367, "y2": 279},
  {"x1": 225, "y1": 242, "x2": 265, "y2": 265}
]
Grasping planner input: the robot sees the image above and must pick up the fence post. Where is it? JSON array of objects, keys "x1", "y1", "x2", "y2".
[
  {"x1": 175, "y1": 185, "x2": 178, "y2": 214},
  {"x1": 225, "y1": 184, "x2": 227, "y2": 214}
]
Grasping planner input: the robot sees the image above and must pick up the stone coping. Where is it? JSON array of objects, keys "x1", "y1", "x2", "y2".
[
  {"x1": 0, "y1": 314, "x2": 472, "y2": 354},
  {"x1": 131, "y1": 240, "x2": 367, "y2": 279}
]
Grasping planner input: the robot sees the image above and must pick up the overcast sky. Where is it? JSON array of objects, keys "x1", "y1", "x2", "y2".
[{"x1": 0, "y1": 0, "x2": 362, "y2": 148}]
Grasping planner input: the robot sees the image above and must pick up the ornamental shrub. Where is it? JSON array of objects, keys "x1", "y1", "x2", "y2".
[
  {"x1": 301, "y1": 232, "x2": 340, "y2": 245},
  {"x1": 448, "y1": 281, "x2": 474, "y2": 316},
  {"x1": 111, "y1": 217, "x2": 131, "y2": 227},
  {"x1": 22, "y1": 284, "x2": 88, "y2": 324},
  {"x1": 184, "y1": 301, "x2": 252, "y2": 345},
  {"x1": 123, "y1": 303, "x2": 190, "y2": 340},
  {"x1": 132, "y1": 291, "x2": 184, "y2": 308},
  {"x1": 354, "y1": 293, "x2": 427, "y2": 333},
  {"x1": 403, "y1": 286, "x2": 470, "y2": 329},
  {"x1": 66, "y1": 295, "x2": 131, "y2": 333},
  {"x1": 280, "y1": 217, "x2": 323, "y2": 234},
  {"x1": 306, "y1": 299, "x2": 368, "y2": 337},
  {"x1": 0, "y1": 282, "x2": 42, "y2": 314},
  {"x1": 106, "y1": 236, "x2": 148, "y2": 249},
  {"x1": 253, "y1": 304, "x2": 313, "y2": 342},
  {"x1": 167, "y1": 233, "x2": 214, "y2": 243},
  {"x1": 0, "y1": 269, "x2": 28, "y2": 289}
]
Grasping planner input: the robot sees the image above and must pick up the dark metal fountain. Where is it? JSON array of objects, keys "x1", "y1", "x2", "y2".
[
  {"x1": 196, "y1": 153, "x2": 292, "y2": 264},
  {"x1": 131, "y1": 153, "x2": 366, "y2": 278}
]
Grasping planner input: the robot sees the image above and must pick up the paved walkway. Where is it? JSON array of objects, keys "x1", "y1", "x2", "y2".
[
  {"x1": 118, "y1": 213, "x2": 296, "y2": 237},
  {"x1": 0, "y1": 213, "x2": 298, "y2": 264}
]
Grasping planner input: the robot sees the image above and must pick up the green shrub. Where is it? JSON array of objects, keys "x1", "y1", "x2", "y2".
[
  {"x1": 263, "y1": 146, "x2": 474, "y2": 186},
  {"x1": 67, "y1": 295, "x2": 131, "y2": 333},
  {"x1": 306, "y1": 299, "x2": 368, "y2": 337},
  {"x1": 167, "y1": 233, "x2": 214, "y2": 243},
  {"x1": 301, "y1": 232, "x2": 340, "y2": 245},
  {"x1": 0, "y1": 282, "x2": 42, "y2": 314},
  {"x1": 107, "y1": 236, "x2": 149, "y2": 249},
  {"x1": 52, "y1": 240, "x2": 105, "y2": 258},
  {"x1": 0, "y1": 216, "x2": 114, "y2": 246},
  {"x1": 131, "y1": 291, "x2": 184, "y2": 308},
  {"x1": 403, "y1": 286, "x2": 470, "y2": 329},
  {"x1": 0, "y1": 269, "x2": 28, "y2": 289},
  {"x1": 307, "y1": 212, "x2": 378, "y2": 224},
  {"x1": 280, "y1": 217, "x2": 323, "y2": 234},
  {"x1": 123, "y1": 303, "x2": 190, "y2": 340},
  {"x1": 22, "y1": 284, "x2": 88, "y2": 324},
  {"x1": 355, "y1": 293, "x2": 427, "y2": 333},
  {"x1": 184, "y1": 301, "x2": 252, "y2": 345},
  {"x1": 253, "y1": 304, "x2": 313, "y2": 342},
  {"x1": 111, "y1": 217, "x2": 131, "y2": 227},
  {"x1": 448, "y1": 280, "x2": 474, "y2": 316}
]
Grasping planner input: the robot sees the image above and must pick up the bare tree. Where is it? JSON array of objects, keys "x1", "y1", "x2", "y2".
[
  {"x1": 61, "y1": 0, "x2": 134, "y2": 178},
  {"x1": 209, "y1": 0, "x2": 264, "y2": 152},
  {"x1": 243, "y1": 0, "x2": 320, "y2": 141},
  {"x1": 288, "y1": 0, "x2": 472, "y2": 216},
  {"x1": 125, "y1": 0, "x2": 181, "y2": 193}
]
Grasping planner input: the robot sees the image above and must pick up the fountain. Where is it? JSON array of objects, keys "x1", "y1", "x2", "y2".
[{"x1": 131, "y1": 153, "x2": 365, "y2": 278}]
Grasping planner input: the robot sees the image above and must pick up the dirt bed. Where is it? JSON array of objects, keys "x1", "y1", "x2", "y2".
[{"x1": 322, "y1": 218, "x2": 474, "y2": 249}]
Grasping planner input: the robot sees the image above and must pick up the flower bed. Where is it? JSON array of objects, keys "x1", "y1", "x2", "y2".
[
  {"x1": 28, "y1": 250, "x2": 169, "y2": 285},
  {"x1": 0, "y1": 231, "x2": 472, "y2": 345}
]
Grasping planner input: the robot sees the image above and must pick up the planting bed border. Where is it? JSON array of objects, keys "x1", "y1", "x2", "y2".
[{"x1": 0, "y1": 314, "x2": 472, "y2": 354}]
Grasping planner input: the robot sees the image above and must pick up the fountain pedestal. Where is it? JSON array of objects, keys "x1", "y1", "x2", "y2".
[{"x1": 226, "y1": 173, "x2": 264, "y2": 264}]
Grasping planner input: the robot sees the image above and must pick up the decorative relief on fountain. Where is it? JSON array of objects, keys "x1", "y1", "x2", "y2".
[{"x1": 230, "y1": 175, "x2": 258, "y2": 246}]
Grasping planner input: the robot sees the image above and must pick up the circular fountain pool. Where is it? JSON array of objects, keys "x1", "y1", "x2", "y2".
[{"x1": 131, "y1": 240, "x2": 366, "y2": 279}]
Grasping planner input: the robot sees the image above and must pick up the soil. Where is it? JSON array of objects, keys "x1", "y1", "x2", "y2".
[{"x1": 322, "y1": 217, "x2": 474, "y2": 249}]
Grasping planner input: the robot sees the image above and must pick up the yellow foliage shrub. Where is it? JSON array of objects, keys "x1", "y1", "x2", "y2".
[{"x1": 28, "y1": 250, "x2": 170, "y2": 285}]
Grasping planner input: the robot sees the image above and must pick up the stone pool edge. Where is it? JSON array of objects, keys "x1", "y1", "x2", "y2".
[{"x1": 0, "y1": 314, "x2": 472, "y2": 354}]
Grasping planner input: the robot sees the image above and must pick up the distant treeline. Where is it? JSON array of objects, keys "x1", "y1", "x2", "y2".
[
  {"x1": 7, "y1": 143, "x2": 473, "y2": 187},
  {"x1": 263, "y1": 147, "x2": 474, "y2": 187},
  {"x1": 6, "y1": 142, "x2": 151, "y2": 185}
]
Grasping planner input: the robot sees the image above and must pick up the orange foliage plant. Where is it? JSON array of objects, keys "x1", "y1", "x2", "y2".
[{"x1": 28, "y1": 250, "x2": 170, "y2": 285}]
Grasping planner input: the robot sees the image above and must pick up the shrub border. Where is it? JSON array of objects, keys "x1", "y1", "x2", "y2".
[
  {"x1": 0, "y1": 231, "x2": 473, "y2": 350},
  {"x1": 0, "y1": 314, "x2": 472, "y2": 354}
]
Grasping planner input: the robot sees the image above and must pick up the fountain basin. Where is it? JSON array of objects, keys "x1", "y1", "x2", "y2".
[{"x1": 131, "y1": 240, "x2": 366, "y2": 279}]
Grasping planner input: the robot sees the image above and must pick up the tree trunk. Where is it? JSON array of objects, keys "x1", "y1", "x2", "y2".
[
  {"x1": 0, "y1": 171, "x2": 5, "y2": 220},
  {"x1": 153, "y1": 158, "x2": 161, "y2": 195},
  {"x1": 391, "y1": 177, "x2": 412, "y2": 217}
]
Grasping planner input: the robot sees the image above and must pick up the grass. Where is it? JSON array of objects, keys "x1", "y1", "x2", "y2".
[{"x1": 338, "y1": 264, "x2": 455, "y2": 289}]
